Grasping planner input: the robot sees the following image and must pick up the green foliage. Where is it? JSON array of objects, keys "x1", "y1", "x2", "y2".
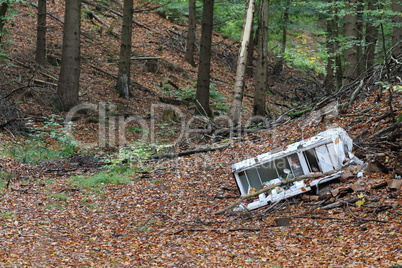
[
  {"x1": 162, "y1": 83, "x2": 229, "y2": 113},
  {"x1": 0, "y1": 211, "x2": 16, "y2": 220},
  {"x1": 70, "y1": 141, "x2": 162, "y2": 189},
  {"x1": 214, "y1": 0, "x2": 245, "y2": 40},
  {"x1": 153, "y1": 0, "x2": 191, "y2": 23},
  {"x1": 3, "y1": 115, "x2": 78, "y2": 164},
  {"x1": 102, "y1": 141, "x2": 157, "y2": 166},
  {"x1": 49, "y1": 192, "x2": 70, "y2": 201},
  {"x1": 69, "y1": 165, "x2": 135, "y2": 188},
  {"x1": 0, "y1": 171, "x2": 12, "y2": 191},
  {"x1": 0, "y1": 0, "x2": 27, "y2": 40}
]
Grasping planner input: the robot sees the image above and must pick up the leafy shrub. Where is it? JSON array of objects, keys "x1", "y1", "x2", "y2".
[
  {"x1": 69, "y1": 165, "x2": 135, "y2": 188},
  {"x1": 3, "y1": 115, "x2": 78, "y2": 164}
]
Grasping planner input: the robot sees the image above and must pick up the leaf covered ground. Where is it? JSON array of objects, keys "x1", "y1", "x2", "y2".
[{"x1": 0, "y1": 1, "x2": 401, "y2": 267}]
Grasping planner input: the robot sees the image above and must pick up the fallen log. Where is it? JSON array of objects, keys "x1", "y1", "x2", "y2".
[
  {"x1": 147, "y1": 144, "x2": 229, "y2": 161},
  {"x1": 214, "y1": 167, "x2": 345, "y2": 215}
]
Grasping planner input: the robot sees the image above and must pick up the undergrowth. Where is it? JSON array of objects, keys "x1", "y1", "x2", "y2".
[
  {"x1": 69, "y1": 165, "x2": 135, "y2": 188},
  {"x1": 3, "y1": 115, "x2": 78, "y2": 164}
]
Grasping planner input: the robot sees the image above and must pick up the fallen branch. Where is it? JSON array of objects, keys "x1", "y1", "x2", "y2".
[
  {"x1": 287, "y1": 215, "x2": 348, "y2": 221},
  {"x1": 172, "y1": 227, "x2": 261, "y2": 235},
  {"x1": 131, "y1": 56, "x2": 161, "y2": 60},
  {"x1": 368, "y1": 123, "x2": 401, "y2": 140},
  {"x1": 82, "y1": 3, "x2": 119, "y2": 39},
  {"x1": 214, "y1": 167, "x2": 345, "y2": 215},
  {"x1": 148, "y1": 144, "x2": 229, "y2": 160},
  {"x1": 89, "y1": 64, "x2": 117, "y2": 79}
]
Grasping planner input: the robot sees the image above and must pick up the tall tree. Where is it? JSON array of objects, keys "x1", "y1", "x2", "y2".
[
  {"x1": 229, "y1": 0, "x2": 255, "y2": 126},
  {"x1": 356, "y1": 0, "x2": 364, "y2": 75},
  {"x1": 185, "y1": 0, "x2": 196, "y2": 67},
  {"x1": 324, "y1": 0, "x2": 336, "y2": 92},
  {"x1": 57, "y1": 0, "x2": 81, "y2": 111},
  {"x1": 392, "y1": 0, "x2": 402, "y2": 57},
  {"x1": 35, "y1": 0, "x2": 46, "y2": 65},
  {"x1": 115, "y1": 0, "x2": 134, "y2": 99},
  {"x1": 0, "y1": 1, "x2": 9, "y2": 43},
  {"x1": 253, "y1": 0, "x2": 269, "y2": 116},
  {"x1": 343, "y1": 0, "x2": 359, "y2": 84},
  {"x1": 364, "y1": 0, "x2": 379, "y2": 69},
  {"x1": 195, "y1": 0, "x2": 214, "y2": 117},
  {"x1": 272, "y1": 0, "x2": 289, "y2": 75}
]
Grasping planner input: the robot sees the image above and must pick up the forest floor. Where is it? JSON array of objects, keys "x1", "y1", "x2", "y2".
[{"x1": 0, "y1": 1, "x2": 401, "y2": 267}]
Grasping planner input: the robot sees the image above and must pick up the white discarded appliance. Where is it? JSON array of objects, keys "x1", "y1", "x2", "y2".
[{"x1": 232, "y1": 128, "x2": 361, "y2": 211}]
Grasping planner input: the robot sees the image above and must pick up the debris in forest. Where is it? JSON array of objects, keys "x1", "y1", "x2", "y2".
[{"x1": 227, "y1": 128, "x2": 363, "y2": 212}]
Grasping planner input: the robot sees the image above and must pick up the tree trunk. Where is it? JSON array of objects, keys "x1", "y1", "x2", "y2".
[
  {"x1": 356, "y1": 0, "x2": 364, "y2": 74},
  {"x1": 246, "y1": 19, "x2": 255, "y2": 77},
  {"x1": 392, "y1": 0, "x2": 402, "y2": 57},
  {"x1": 115, "y1": 0, "x2": 134, "y2": 99},
  {"x1": 195, "y1": 0, "x2": 214, "y2": 117},
  {"x1": 324, "y1": 0, "x2": 335, "y2": 93},
  {"x1": 57, "y1": 0, "x2": 81, "y2": 111},
  {"x1": 253, "y1": 0, "x2": 269, "y2": 116},
  {"x1": 35, "y1": 0, "x2": 47, "y2": 66},
  {"x1": 272, "y1": 0, "x2": 289, "y2": 75},
  {"x1": 365, "y1": 0, "x2": 379, "y2": 69},
  {"x1": 185, "y1": 0, "x2": 196, "y2": 67},
  {"x1": 334, "y1": 9, "x2": 343, "y2": 91},
  {"x1": 343, "y1": 0, "x2": 359, "y2": 84},
  {"x1": 0, "y1": 2, "x2": 9, "y2": 43},
  {"x1": 229, "y1": 0, "x2": 255, "y2": 126}
]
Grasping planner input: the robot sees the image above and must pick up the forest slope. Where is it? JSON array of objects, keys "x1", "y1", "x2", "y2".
[{"x1": 0, "y1": 1, "x2": 401, "y2": 267}]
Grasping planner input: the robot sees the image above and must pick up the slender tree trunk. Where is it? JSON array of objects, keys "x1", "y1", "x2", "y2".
[
  {"x1": 324, "y1": 0, "x2": 335, "y2": 93},
  {"x1": 229, "y1": 0, "x2": 255, "y2": 126},
  {"x1": 36, "y1": 0, "x2": 47, "y2": 65},
  {"x1": 253, "y1": 0, "x2": 269, "y2": 116},
  {"x1": 246, "y1": 18, "x2": 255, "y2": 77},
  {"x1": 57, "y1": 0, "x2": 81, "y2": 111},
  {"x1": 343, "y1": 0, "x2": 359, "y2": 84},
  {"x1": 392, "y1": 0, "x2": 402, "y2": 57},
  {"x1": 195, "y1": 0, "x2": 214, "y2": 117},
  {"x1": 0, "y1": 2, "x2": 9, "y2": 43},
  {"x1": 115, "y1": 0, "x2": 133, "y2": 99},
  {"x1": 273, "y1": 0, "x2": 289, "y2": 75},
  {"x1": 334, "y1": 9, "x2": 343, "y2": 90},
  {"x1": 185, "y1": 0, "x2": 196, "y2": 67},
  {"x1": 365, "y1": 0, "x2": 378, "y2": 69},
  {"x1": 356, "y1": 0, "x2": 364, "y2": 74}
]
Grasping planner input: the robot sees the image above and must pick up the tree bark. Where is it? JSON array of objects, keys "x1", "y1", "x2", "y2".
[
  {"x1": 0, "y1": 2, "x2": 9, "y2": 43},
  {"x1": 334, "y1": 11, "x2": 343, "y2": 90},
  {"x1": 115, "y1": 0, "x2": 134, "y2": 99},
  {"x1": 195, "y1": 0, "x2": 214, "y2": 117},
  {"x1": 324, "y1": 0, "x2": 335, "y2": 93},
  {"x1": 343, "y1": 0, "x2": 359, "y2": 84},
  {"x1": 57, "y1": 0, "x2": 81, "y2": 111},
  {"x1": 364, "y1": 0, "x2": 379, "y2": 69},
  {"x1": 253, "y1": 0, "x2": 269, "y2": 116},
  {"x1": 392, "y1": 0, "x2": 402, "y2": 57},
  {"x1": 185, "y1": 0, "x2": 196, "y2": 67},
  {"x1": 246, "y1": 19, "x2": 255, "y2": 77},
  {"x1": 273, "y1": 0, "x2": 289, "y2": 75},
  {"x1": 229, "y1": 0, "x2": 255, "y2": 126},
  {"x1": 356, "y1": 0, "x2": 364, "y2": 75},
  {"x1": 35, "y1": 0, "x2": 47, "y2": 66}
]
